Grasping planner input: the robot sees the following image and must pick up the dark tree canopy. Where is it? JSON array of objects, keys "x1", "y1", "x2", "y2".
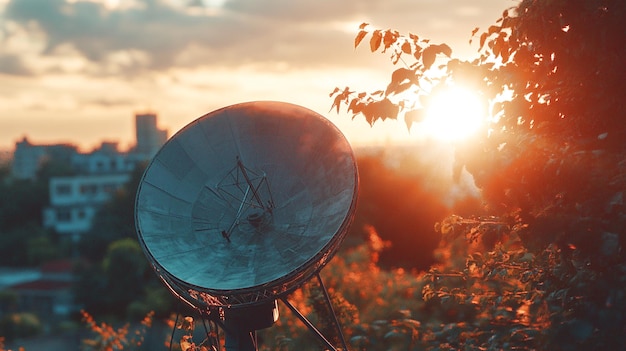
[{"x1": 331, "y1": 0, "x2": 626, "y2": 350}]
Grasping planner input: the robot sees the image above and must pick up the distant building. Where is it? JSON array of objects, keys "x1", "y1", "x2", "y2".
[
  {"x1": 3, "y1": 260, "x2": 78, "y2": 321},
  {"x1": 42, "y1": 173, "x2": 131, "y2": 241},
  {"x1": 70, "y1": 141, "x2": 145, "y2": 174},
  {"x1": 11, "y1": 137, "x2": 77, "y2": 180},
  {"x1": 0, "y1": 149, "x2": 12, "y2": 166},
  {"x1": 12, "y1": 112, "x2": 168, "y2": 240},
  {"x1": 134, "y1": 112, "x2": 168, "y2": 159}
]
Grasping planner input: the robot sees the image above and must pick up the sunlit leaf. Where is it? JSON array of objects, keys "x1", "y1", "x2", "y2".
[
  {"x1": 479, "y1": 32, "x2": 488, "y2": 51},
  {"x1": 404, "y1": 109, "x2": 424, "y2": 129},
  {"x1": 420, "y1": 44, "x2": 452, "y2": 69},
  {"x1": 387, "y1": 82, "x2": 414, "y2": 96},
  {"x1": 439, "y1": 43, "x2": 452, "y2": 57},
  {"x1": 370, "y1": 30, "x2": 383, "y2": 52},
  {"x1": 422, "y1": 45, "x2": 437, "y2": 69},
  {"x1": 355, "y1": 30, "x2": 368, "y2": 48},
  {"x1": 330, "y1": 94, "x2": 343, "y2": 113},
  {"x1": 488, "y1": 25, "x2": 501, "y2": 35},
  {"x1": 359, "y1": 22, "x2": 369, "y2": 30},
  {"x1": 348, "y1": 99, "x2": 361, "y2": 115},
  {"x1": 383, "y1": 30, "x2": 398, "y2": 52},
  {"x1": 392, "y1": 67, "x2": 417, "y2": 84},
  {"x1": 329, "y1": 87, "x2": 340, "y2": 97},
  {"x1": 413, "y1": 45, "x2": 422, "y2": 60},
  {"x1": 401, "y1": 40, "x2": 412, "y2": 54},
  {"x1": 502, "y1": 16, "x2": 518, "y2": 29},
  {"x1": 471, "y1": 27, "x2": 480, "y2": 37},
  {"x1": 391, "y1": 52, "x2": 400, "y2": 65},
  {"x1": 180, "y1": 339, "x2": 193, "y2": 351}
]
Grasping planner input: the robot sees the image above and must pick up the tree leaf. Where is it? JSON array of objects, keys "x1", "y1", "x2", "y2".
[
  {"x1": 386, "y1": 68, "x2": 416, "y2": 95},
  {"x1": 401, "y1": 40, "x2": 412, "y2": 54},
  {"x1": 488, "y1": 25, "x2": 501, "y2": 35},
  {"x1": 438, "y1": 43, "x2": 452, "y2": 57},
  {"x1": 330, "y1": 94, "x2": 343, "y2": 113},
  {"x1": 347, "y1": 99, "x2": 361, "y2": 115},
  {"x1": 383, "y1": 30, "x2": 398, "y2": 52},
  {"x1": 387, "y1": 82, "x2": 414, "y2": 96},
  {"x1": 470, "y1": 27, "x2": 480, "y2": 45},
  {"x1": 421, "y1": 44, "x2": 452, "y2": 69},
  {"x1": 358, "y1": 22, "x2": 369, "y2": 30},
  {"x1": 355, "y1": 30, "x2": 368, "y2": 48},
  {"x1": 479, "y1": 32, "x2": 488, "y2": 51},
  {"x1": 422, "y1": 45, "x2": 437, "y2": 69},
  {"x1": 404, "y1": 109, "x2": 424, "y2": 129},
  {"x1": 370, "y1": 30, "x2": 383, "y2": 52},
  {"x1": 412, "y1": 45, "x2": 422, "y2": 61},
  {"x1": 390, "y1": 67, "x2": 419, "y2": 85}
]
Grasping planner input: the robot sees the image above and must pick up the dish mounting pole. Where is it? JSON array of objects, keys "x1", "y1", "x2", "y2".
[{"x1": 280, "y1": 273, "x2": 350, "y2": 351}]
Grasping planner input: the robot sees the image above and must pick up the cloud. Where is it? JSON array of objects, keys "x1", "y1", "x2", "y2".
[
  {"x1": 0, "y1": 53, "x2": 32, "y2": 75},
  {"x1": 4, "y1": 0, "x2": 218, "y2": 71},
  {"x1": 1, "y1": 0, "x2": 501, "y2": 77},
  {"x1": 2, "y1": 0, "x2": 357, "y2": 75}
]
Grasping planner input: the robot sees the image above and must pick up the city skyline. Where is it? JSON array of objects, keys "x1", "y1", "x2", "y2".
[
  {"x1": 0, "y1": 0, "x2": 511, "y2": 151},
  {"x1": 5, "y1": 110, "x2": 168, "y2": 153}
]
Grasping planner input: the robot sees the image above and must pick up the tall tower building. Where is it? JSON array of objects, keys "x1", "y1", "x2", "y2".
[{"x1": 134, "y1": 112, "x2": 168, "y2": 158}]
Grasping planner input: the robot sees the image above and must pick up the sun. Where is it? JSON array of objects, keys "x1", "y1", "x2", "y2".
[{"x1": 420, "y1": 85, "x2": 486, "y2": 142}]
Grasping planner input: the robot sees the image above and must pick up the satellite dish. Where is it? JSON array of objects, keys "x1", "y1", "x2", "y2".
[{"x1": 135, "y1": 101, "x2": 358, "y2": 314}]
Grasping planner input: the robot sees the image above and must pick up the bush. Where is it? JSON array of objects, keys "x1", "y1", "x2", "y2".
[{"x1": 0, "y1": 313, "x2": 42, "y2": 342}]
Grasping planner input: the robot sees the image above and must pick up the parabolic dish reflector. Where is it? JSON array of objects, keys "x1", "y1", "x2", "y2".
[{"x1": 135, "y1": 101, "x2": 358, "y2": 309}]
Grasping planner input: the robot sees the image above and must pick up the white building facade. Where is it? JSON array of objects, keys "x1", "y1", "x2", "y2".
[
  {"x1": 43, "y1": 173, "x2": 131, "y2": 241},
  {"x1": 11, "y1": 137, "x2": 79, "y2": 180},
  {"x1": 11, "y1": 111, "x2": 168, "y2": 240}
]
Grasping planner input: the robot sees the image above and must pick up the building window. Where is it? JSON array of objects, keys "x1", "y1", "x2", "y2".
[
  {"x1": 77, "y1": 209, "x2": 86, "y2": 219},
  {"x1": 56, "y1": 209, "x2": 71, "y2": 222},
  {"x1": 55, "y1": 184, "x2": 72, "y2": 196},
  {"x1": 80, "y1": 184, "x2": 98, "y2": 195},
  {"x1": 102, "y1": 183, "x2": 118, "y2": 194}
]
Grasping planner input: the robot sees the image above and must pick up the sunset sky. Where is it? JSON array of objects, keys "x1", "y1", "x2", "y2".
[{"x1": 0, "y1": 0, "x2": 511, "y2": 152}]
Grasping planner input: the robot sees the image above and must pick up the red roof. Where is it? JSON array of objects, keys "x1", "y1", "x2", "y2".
[{"x1": 40, "y1": 259, "x2": 74, "y2": 273}]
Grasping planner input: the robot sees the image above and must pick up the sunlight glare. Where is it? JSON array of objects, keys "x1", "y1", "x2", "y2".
[{"x1": 422, "y1": 86, "x2": 485, "y2": 141}]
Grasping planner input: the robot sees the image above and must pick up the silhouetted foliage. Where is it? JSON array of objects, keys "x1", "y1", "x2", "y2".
[
  {"x1": 81, "y1": 310, "x2": 153, "y2": 350},
  {"x1": 0, "y1": 160, "x2": 67, "y2": 266},
  {"x1": 328, "y1": 0, "x2": 626, "y2": 350},
  {"x1": 354, "y1": 155, "x2": 448, "y2": 270},
  {"x1": 0, "y1": 313, "x2": 42, "y2": 342}
]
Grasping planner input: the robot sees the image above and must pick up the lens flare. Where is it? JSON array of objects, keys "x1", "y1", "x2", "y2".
[{"x1": 422, "y1": 86, "x2": 485, "y2": 141}]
